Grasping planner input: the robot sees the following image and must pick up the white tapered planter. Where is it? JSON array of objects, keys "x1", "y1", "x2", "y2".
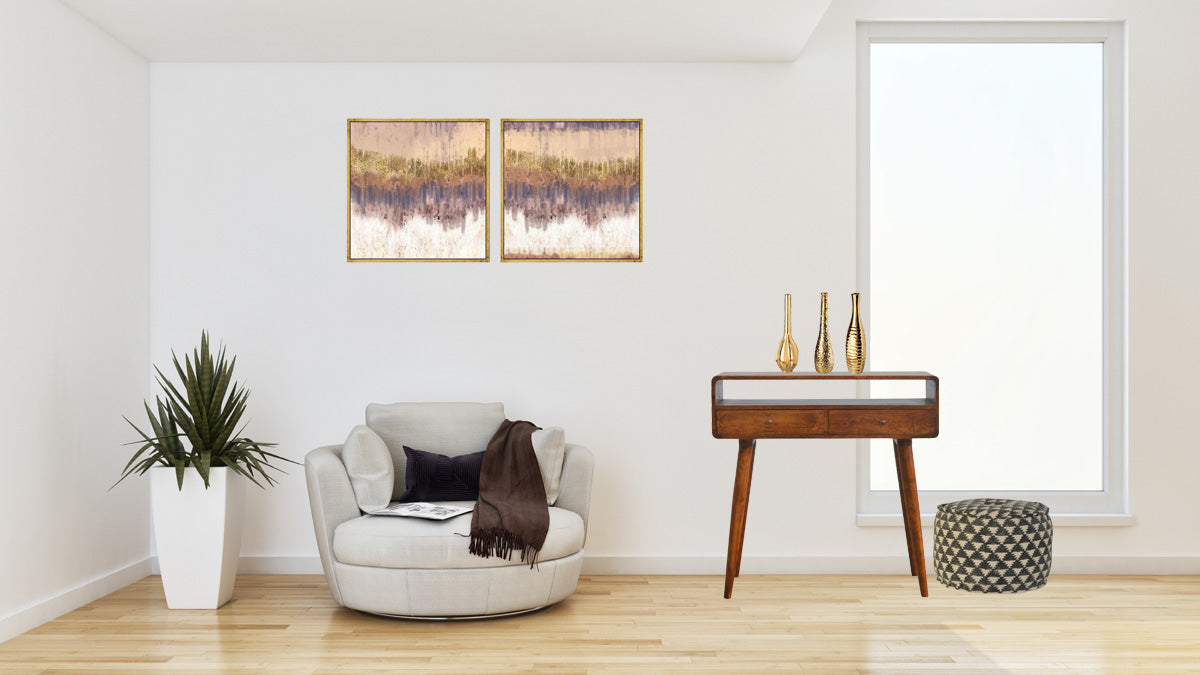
[{"x1": 151, "y1": 466, "x2": 245, "y2": 609}]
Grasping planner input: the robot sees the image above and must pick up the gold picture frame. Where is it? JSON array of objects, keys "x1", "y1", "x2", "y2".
[
  {"x1": 501, "y1": 119, "x2": 643, "y2": 262},
  {"x1": 346, "y1": 118, "x2": 489, "y2": 262}
]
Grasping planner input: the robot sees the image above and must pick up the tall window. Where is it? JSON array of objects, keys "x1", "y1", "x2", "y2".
[{"x1": 858, "y1": 23, "x2": 1125, "y2": 515}]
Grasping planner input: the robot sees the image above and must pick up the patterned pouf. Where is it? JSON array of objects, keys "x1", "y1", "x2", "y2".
[{"x1": 933, "y1": 498, "x2": 1053, "y2": 593}]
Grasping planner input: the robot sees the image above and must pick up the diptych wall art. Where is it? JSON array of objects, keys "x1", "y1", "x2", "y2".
[
  {"x1": 347, "y1": 119, "x2": 489, "y2": 262},
  {"x1": 501, "y1": 120, "x2": 642, "y2": 261}
]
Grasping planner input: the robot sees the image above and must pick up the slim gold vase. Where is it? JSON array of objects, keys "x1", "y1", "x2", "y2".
[
  {"x1": 775, "y1": 294, "x2": 799, "y2": 373},
  {"x1": 814, "y1": 292, "x2": 834, "y2": 373},
  {"x1": 845, "y1": 292, "x2": 865, "y2": 374}
]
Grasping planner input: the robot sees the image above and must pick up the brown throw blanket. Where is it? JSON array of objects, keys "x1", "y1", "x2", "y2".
[{"x1": 469, "y1": 419, "x2": 549, "y2": 566}]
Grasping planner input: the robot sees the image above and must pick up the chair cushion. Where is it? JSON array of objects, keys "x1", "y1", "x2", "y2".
[
  {"x1": 365, "y1": 402, "x2": 506, "y2": 501},
  {"x1": 332, "y1": 502, "x2": 585, "y2": 570},
  {"x1": 398, "y1": 447, "x2": 484, "y2": 502},
  {"x1": 341, "y1": 425, "x2": 394, "y2": 513},
  {"x1": 531, "y1": 427, "x2": 566, "y2": 505}
]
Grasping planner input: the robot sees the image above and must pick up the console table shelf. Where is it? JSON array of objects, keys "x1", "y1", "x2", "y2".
[
  {"x1": 711, "y1": 371, "x2": 940, "y2": 598},
  {"x1": 717, "y1": 398, "x2": 934, "y2": 408}
]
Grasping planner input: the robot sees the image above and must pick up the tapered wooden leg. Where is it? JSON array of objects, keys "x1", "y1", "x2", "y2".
[
  {"x1": 894, "y1": 438, "x2": 928, "y2": 597},
  {"x1": 734, "y1": 441, "x2": 756, "y2": 578},
  {"x1": 894, "y1": 439, "x2": 919, "y2": 576},
  {"x1": 724, "y1": 438, "x2": 756, "y2": 599}
]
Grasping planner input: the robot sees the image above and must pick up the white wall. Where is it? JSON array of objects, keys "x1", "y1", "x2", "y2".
[
  {"x1": 0, "y1": 0, "x2": 150, "y2": 640},
  {"x1": 147, "y1": 0, "x2": 1200, "y2": 573}
]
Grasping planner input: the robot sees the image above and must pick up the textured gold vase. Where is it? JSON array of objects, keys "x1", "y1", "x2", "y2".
[
  {"x1": 814, "y1": 292, "x2": 834, "y2": 374},
  {"x1": 775, "y1": 294, "x2": 799, "y2": 373},
  {"x1": 845, "y1": 292, "x2": 865, "y2": 374}
]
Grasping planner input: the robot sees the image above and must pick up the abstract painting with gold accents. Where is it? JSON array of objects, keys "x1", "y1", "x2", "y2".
[
  {"x1": 502, "y1": 120, "x2": 642, "y2": 261},
  {"x1": 347, "y1": 119, "x2": 488, "y2": 261}
]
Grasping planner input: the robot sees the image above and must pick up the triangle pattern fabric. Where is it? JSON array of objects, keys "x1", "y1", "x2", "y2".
[{"x1": 933, "y1": 498, "x2": 1052, "y2": 593}]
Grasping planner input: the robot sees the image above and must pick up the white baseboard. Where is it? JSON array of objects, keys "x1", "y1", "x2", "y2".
[
  {"x1": 214, "y1": 554, "x2": 1200, "y2": 576},
  {"x1": 581, "y1": 555, "x2": 905, "y2": 575},
  {"x1": 148, "y1": 555, "x2": 325, "y2": 575},
  {"x1": 1048, "y1": 555, "x2": 1200, "y2": 574},
  {"x1": 0, "y1": 558, "x2": 152, "y2": 644},
  {"x1": 582, "y1": 554, "x2": 1200, "y2": 575},
  {"x1": 236, "y1": 556, "x2": 326, "y2": 574},
  {"x1": 856, "y1": 512, "x2": 1136, "y2": 527}
]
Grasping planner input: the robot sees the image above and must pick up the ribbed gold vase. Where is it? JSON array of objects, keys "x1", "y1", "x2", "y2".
[
  {"x1": 775, "y1": 294, "x2": 799, "y2": 373},
  {"x1": 814, "y1": 292, "x2": 834, "y2": 374},
  {"x1": 845, "y1": 292, "x2": 865, "y2": 374}
]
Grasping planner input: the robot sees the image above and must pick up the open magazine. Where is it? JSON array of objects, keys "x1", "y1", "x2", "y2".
[{"x1": 369, "y1": 502, "x2": 473, "y2": 521}]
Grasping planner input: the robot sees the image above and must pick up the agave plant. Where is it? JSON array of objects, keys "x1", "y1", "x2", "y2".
[{"x1": 117, "y1": 331, "x2": 294, "y2": 490}]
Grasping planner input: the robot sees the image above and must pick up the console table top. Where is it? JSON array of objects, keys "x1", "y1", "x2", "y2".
[
  {"x1": 713, "y1": 371, "x2": 936, "y2": 381},
  {"x1": 712, "y1": 371, "x2": 939, "y2": 408}
]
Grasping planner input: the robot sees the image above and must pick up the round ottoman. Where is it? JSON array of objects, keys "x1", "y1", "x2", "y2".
[{"x1": 933, "y1": 498, "x2": 1053, "y2": 593}]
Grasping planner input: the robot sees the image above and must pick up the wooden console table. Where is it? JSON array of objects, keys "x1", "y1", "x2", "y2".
[{"x1": 711, "y1": 371, "x2": 940, "y2": 598}]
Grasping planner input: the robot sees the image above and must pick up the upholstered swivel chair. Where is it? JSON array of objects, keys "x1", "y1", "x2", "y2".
[{"x1": 305, "y1": 402, "x2": 594, "y2": 618}]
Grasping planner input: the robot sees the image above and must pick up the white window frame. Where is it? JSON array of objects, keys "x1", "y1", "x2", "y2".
[{"x1": 855, "y1": 21, "x2": 1128, "y2": 523}]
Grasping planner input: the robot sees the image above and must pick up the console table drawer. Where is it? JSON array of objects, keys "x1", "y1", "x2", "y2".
[
  {"x1": 714, "y1": 409, "x2": 827, "y2": 438},
  {"x1": 827, "y1": 410, "x2": 937, "y2": 437}
]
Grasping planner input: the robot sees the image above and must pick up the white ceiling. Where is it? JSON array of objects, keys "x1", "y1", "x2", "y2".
[{"x1": 59, "y1": 0, "x2": 832, "y2": 62}]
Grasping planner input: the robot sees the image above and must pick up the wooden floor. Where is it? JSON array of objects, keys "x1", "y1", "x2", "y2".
[{"x1": 1, "y1": 574, "x2": 1198, "y2": 673}]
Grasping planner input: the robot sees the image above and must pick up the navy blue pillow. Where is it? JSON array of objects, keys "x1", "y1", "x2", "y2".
[{"x1": 399, "y1": 446, "x2": 484, "y2": 502}]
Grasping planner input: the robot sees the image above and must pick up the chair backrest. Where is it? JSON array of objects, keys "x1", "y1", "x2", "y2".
[{"x1": 365, "y1": 402, "x2": 506, "y2": 501}]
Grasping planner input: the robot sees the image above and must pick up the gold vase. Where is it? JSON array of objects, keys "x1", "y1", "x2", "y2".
[
  {"x1": 775, "y1": 294, "x2": 799, "y2": 373},
  {"x1": 845, "y1": 292, "x2": 865, "y2": 374},
  {"x1": 814, "y1": 292, "x2": 834, "y2": 374}
]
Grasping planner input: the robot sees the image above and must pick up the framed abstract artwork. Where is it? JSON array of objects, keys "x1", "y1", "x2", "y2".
[
  {"x1": 347, "y1": 119, "x2": 489, "y2": 262},
  {"x1": 501, "y1": 119, "x2": 642, "y2": 261}
]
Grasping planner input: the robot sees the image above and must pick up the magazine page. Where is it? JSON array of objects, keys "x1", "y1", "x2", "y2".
[{"x1": 369, "y1": 502, "x2": 473, "y2": 520}]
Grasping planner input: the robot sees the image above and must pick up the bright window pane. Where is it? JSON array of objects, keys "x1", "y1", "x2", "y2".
[{"x1": 869, "y1": 43, "x2": 1104, "y2": 491}]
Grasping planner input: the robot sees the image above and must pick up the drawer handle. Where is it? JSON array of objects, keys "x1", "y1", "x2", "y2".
[
  {"x1": 879, "y1": 419, "x2": 887, "y2": 425},
  {"x1": 765, "y1": 419, "x2": 773, "y2": 425}
]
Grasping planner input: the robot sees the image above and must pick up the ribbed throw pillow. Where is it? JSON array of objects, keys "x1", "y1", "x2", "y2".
[
  {"x1": 342, "y1": 425, "x2": 394, "y2": 513},
  {"x1": 399, "y1": 446, "x2": 485, "y2": 502}
]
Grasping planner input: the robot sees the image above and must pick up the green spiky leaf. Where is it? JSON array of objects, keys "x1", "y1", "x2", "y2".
[{"x1": 113, "y1": 331, "x2": 297, "y2": 492}]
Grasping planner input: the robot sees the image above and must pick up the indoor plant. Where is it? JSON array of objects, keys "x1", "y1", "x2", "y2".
[{"x1": 118, "y1": 331, "x2": 293, "y2": 609}]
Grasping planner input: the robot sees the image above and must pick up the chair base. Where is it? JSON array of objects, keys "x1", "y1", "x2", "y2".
[
  {"x1": 328, "y1": 550, "x2": 584, "y2": 618},
  {"x1": 354, "y1": 604, "x2": 551, "y2": 621}
]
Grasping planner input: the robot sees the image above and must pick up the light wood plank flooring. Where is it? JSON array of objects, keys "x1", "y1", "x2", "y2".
[{"x1": 1, "y1": 574, "x2": 1198, "y2": 673}]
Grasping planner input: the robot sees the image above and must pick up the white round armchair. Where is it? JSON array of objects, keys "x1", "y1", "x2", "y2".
[{"x1": 304, "y1": 402, "x2": 594, "y2": 618}]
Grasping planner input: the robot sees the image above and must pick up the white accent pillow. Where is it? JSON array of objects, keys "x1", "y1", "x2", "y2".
[
  {"x1": 342, "y1": 425, "x2": 394, "y2": 513},
  {"x1": 365, "y1": 402, "x2": 505, "y2": 501},
  {"x1": 531, "y1": 427, "x2": 566, "y2": 505}
]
